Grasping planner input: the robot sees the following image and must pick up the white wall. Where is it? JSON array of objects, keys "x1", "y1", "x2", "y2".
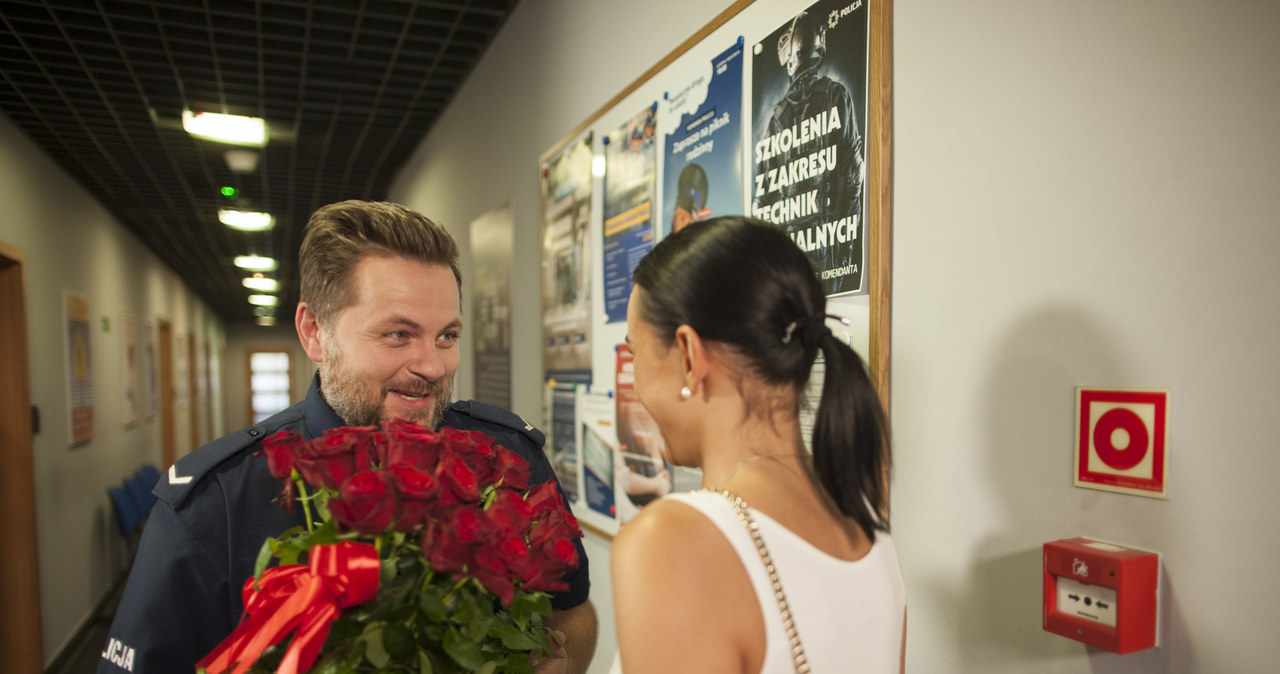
[
  {"x1": 392, "y1": 0, "x2": 1280, "y2": 672},
  {"x1": 0, "y1": 112, "x2": 227, "y2": 666}
]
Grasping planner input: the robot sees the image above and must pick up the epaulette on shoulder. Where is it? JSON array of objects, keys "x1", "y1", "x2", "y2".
[
  {"x1": 449, "y1": 400, "x2": 544, "y2": 448},
  {"x1": 155, "y1": 404, "x2": 305, "y2": 508}
]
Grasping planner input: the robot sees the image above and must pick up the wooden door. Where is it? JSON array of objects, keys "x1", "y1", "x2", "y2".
[
  {"x1": 158, "y1": 320, "x2": 174, "y2": 469},
  {"x1": 0, "y1": 241, "x2": 44, "y2": 673}
]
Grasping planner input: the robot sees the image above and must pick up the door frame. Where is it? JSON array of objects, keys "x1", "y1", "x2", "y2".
[{"x1": 0, "y1": 240, "x2": 45, "y2": 673}]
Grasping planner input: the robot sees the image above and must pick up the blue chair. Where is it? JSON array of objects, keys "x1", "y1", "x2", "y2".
[
  {"x1": 136, "y1": 463, "x2": 161, "y2": 490},
  {"x1": 124, "y1": 475, "x2": 156, "y2": 520},
  {"x1": 131, "y1": 466, "x2": 160, "y2": 513},
  {"x1": 108, "y1": 485, "x2": 143, "y2": 537}
]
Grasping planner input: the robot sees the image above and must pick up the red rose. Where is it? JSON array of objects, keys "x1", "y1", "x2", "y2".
[
  {"x1": 524, "y1": 481, "x2": 564, "y2": 518},
  {"x1": 259, "y1": 431, "x2": 304, "y2": 511},
  {"x1": 520, "y1": 537, "x2": 577, "y2": 594},
  {"x1": 422, "y1": 505, "x2": 489, "y2": 574},
  {"x1": 260, "y1": 430, "x2": 302, "y2": 480},
  {"x1": 328, "y1": 471, "x2": 398, "y2": 535},
  {"x1": 377, "y1": 419, "x2": 443, "y2": 470},
  {"x1": 294, "y1": 427, "x2": 377, "y2": 490},
  {"x1": 485, "y1": 488, "x2": 533, "y2": 537},
  {"x1": 470, "y1": 539, "x2": 522, "y2": 605},
  {"x1": 529, "y1": 505, "x2": 584, "y2": 549},
  {"x1": 436, "y1": 454, "x2": 480, "y2": 502},
  {"x1": 386, "y1": 464, "x2": 438, "y2": 532},
  {"x1": 488, "y1": 447, "x2": 531, "y2": 491}
]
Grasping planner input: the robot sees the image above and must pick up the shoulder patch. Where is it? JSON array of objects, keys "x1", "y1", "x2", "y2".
[
  {"x1": 449, "y1": 400, "x2": 544, "y2": 447},
  {"x1": 156, "y1": 403, "x2": 307, "y2": 508}
]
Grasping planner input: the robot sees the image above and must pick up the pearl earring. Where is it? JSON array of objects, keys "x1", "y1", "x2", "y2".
[{"x1": 680, "y1": 386, "x2": 693, "y2": 400}]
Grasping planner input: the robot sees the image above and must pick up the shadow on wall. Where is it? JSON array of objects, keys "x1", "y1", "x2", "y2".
[{"x1": 947, "y1": 302, "x2": 1191, "y2": 673}]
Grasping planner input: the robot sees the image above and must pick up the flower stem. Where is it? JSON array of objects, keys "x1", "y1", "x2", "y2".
[{"x1": 295, "y1": 473, "x2": 316, "y2": 534}]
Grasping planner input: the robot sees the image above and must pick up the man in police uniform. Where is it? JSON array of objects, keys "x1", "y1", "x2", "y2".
[{"x1": 99, "y1": 201, "x2": 597, "y2": 674}]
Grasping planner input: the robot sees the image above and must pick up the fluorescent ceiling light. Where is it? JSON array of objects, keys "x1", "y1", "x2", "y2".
[
  {"x1": 253, "y1": 306, "x2": 275, "y2": 317},
  {"x1": 219, "y1": 209, "x2": 275, "y2": 231},
  {"x1": 224, "y1": 149, "x2": 260, "y2": 173},
  {"x1": 248, "y1": 294, "x2": 278, "y2": 307},
  {"x1": 182, "y1": 110, "x2": 266, "y2": 146},
  {"x1": 234, "y1": 255, "x2": 277, "y2": 272},
  {"x1": 242, "y1": 276, "x2": 279, "y2": 292},
  {"x1": 256, "y1": 317, "x2": 277, "y2": 326}
]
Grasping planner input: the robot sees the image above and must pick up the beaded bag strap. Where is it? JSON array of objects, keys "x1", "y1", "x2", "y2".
[{"x1": 705, "y1": 489, "x2": 810, "y2": 674}]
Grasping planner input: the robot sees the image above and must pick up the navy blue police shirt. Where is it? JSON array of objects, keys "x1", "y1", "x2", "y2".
[{"x1": 98, "y1": 375, "x2": 590, "y2": 673}]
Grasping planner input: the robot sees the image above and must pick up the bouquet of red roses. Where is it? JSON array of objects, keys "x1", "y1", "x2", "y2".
[{"x1": 197, "y1": 418, "x2": 583, "y2": 674}]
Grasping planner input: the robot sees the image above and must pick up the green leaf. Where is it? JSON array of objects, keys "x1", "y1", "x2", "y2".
[
  {"x1": 420, "y1": 590, "x2": 448, "y2": 623},
  {"x1": 417, "y1": 649, "x2": 434, "y2": 674},
  {"x1": 506, "y1": 592, "x2": 552, "y2": 630},
  {"x1": 364, "y1": 622, "x2": 391, "y2": 668},
  {"x1": 476, "y1": 661, "x2": 499, "y2": 674},
  {"x1": 443, "y1": 626, "x2": 485, "y2": 670},
  {"x1": 252, "y1": 539, "x2": 273, "y2": 582},
  {"x1": 383, "y1": 620, "x2": 416, "y2": 661},
  {"x1": 301, "y1": 518, "x2": 340, "y2": 547},
  {"x1": 487, "y1": 622, "x2": 538, "y2": 651}
]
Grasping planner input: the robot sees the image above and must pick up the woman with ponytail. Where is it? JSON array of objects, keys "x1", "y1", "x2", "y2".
[{"x1": 611, "y1": 216, "x2": 905, "y2": 673}]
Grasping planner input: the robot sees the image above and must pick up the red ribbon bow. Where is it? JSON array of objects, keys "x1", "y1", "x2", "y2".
[{"x1": 197, "y1": 541, "x2": 381, "y2": 674}]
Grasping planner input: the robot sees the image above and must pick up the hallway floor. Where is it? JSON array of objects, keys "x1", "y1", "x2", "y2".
[{"x1": 48, "y1": 579, "x2": 121, "y2": 674}]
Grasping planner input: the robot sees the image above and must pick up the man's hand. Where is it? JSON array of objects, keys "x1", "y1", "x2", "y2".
[
  {"x1": 531, "y1": 630, "x2": 568, "y2": 674},
  {"x1": 543, "y1": 600, "x2": 598, "y2": 674}
]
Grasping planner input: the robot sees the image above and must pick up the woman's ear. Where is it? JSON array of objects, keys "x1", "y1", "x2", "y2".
[
  {"x1": 296, "y1": 302, "x2": 326, "y2": 363},
  {"x1": 673, "y1": 325, "x2": 708, "y2": 393}
]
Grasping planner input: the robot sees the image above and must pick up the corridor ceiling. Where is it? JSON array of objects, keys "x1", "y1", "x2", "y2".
[{"x1": 0, "y1": 0, "x2": 520, "y2": 322}]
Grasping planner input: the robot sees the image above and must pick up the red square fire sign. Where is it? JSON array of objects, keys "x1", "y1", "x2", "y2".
[{"x1": 1075, "y1": 388, "x2": 1168, "y2": 498}]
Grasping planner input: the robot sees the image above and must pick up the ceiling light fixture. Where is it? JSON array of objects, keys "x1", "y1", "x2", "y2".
[
  {"x1": 219, "y1": 209, "x2": 275, "y2": 231},
  {"x1": 242, "y1": 275, "x2": 279, "y2": 292},
  {"x1": 182, "y1": 110, "x2": 266, "y2": 146},
  {"x1": 256, "y1": 317, "x2": 277, "y2": 326},
  {"x1": 248, "y1": 294, "x2": 278, "y2": 307},
  {"x1": 233, "y1": 255, "x2": 277, "y2": 272},
  {"x1": 252, "y1": 306, "x2": 275, "y2": 317},
  {"x1": 224, "y1": 149, "x2": 260, "y2": 173}
]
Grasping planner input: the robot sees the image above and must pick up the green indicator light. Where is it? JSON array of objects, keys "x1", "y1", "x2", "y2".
[{"x1": 221, "y1": 186, "x2": 238, "y2": 198}]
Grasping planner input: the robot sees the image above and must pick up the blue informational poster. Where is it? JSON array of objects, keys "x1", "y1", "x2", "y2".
[
  {"x1": 602, "y1": 105, "x2": 657, "y2": 324},
  {"x1": 661, "y1": 40, "x2": 745, "y2": 240}
]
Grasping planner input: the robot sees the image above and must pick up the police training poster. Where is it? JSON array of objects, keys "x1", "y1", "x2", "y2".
[
  {"x1": 602, "y1": 104, "x2": 657, "y2": 324},
  {"x1": 661, "y1": 40, "x2": 744, "y2": 240},
  {"x1": 752, "y1": 0, "x2": 870, "y2": 296},
  {"x1": 540, "y1": 132, "x2": 594, "y2": 379}
]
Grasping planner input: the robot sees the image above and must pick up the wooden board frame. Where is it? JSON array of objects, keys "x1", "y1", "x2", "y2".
[{"x1": 539, "y1": 0, "x2": 893, "y2": 407}]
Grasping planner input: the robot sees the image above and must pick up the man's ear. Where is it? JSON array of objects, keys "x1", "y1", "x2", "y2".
[{"x1": 296, "y1": 302, "x2": 326, "y2": 363}]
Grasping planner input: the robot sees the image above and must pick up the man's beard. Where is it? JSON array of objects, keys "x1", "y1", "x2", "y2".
[{"x1": 319, "y1": 338, "x2": 453, "y2": 428}]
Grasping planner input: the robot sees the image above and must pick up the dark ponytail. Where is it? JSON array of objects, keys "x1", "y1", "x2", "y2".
[
  {"x1": 812, "y1": 332, "x2": 891, "y2": 537},
  {"x1": 633, "y1": 215, "x2": 891, "y2": 538}
]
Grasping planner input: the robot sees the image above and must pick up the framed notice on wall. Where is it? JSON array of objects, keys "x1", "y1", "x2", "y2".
[
  {"x1": 470, "y1": 205, "x2": 514, "y2": 409},
  {"x1": 63, "y1": 290, "x2": 93, "y2": 446}
]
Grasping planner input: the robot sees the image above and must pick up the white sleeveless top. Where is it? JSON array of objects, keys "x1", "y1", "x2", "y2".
[{"x1": 650, "y1": 490, "x2": 906, "y2": 673}]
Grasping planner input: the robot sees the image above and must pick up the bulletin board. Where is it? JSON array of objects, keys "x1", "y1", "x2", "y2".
[{"x1": 539, "y1": 0, "x2": 892, "y2": 538}]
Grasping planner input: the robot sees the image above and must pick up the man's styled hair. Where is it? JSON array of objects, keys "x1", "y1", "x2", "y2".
[{"x1": 298, "y1": 200, "x2": 461, "y2": 325}]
